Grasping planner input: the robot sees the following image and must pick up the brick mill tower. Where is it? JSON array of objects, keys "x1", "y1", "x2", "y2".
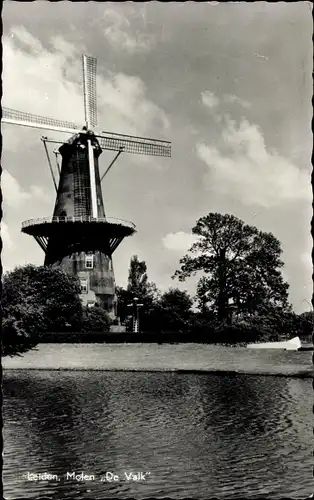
[{"x1": 3, "y1": 55, "x2": 171, "y2": 319}]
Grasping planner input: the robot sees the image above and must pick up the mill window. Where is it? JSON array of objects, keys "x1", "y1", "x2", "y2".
[
  {"x1": 85, "y1": 254, "x2": 94, "y2": 269},
  {"x1": 80, "y1": 278, "x2": 88, "y2": 294}
]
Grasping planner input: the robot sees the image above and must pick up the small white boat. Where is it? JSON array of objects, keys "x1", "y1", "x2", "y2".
[{"x1": 247, "y1": 336, "x2": 302, "y2": 351}]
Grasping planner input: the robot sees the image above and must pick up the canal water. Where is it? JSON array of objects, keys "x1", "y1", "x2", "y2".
[{"x1": 3, "y1": 370, "x2": 313, "y2": 499}]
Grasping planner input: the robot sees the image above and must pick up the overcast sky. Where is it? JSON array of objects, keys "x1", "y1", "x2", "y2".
[{"x1": 2, "y1": 2, "x2": 312, "y2": 312}]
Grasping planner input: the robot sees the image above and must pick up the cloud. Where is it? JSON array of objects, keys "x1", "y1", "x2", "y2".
[
  {"x1": 201, "y1": 90, "x2": 250, "y2": 115},
  {"x1": 2, "y1": 171, "x2": 31, "y2": 208},
  {"x1": 196, "y1": 116, "x2": 310, "y2": 208},
  {"x1": 103, "y1": 7, "x2": 154, "y2": 54},
  {"x1": 223, "y1": 94, "x2": 251, "y2": 108},
  {"x1": 1, "y1": 222, "x2": 14, "y2": 250},
  {"x1": 301, "y1": 251, "x2": 313, "y2": 274},
  {"x1": 50, "y1": 35, "x2": 80, "y2": 59},
  {"x1": 3, "y1": 27, "x2": 84, "y2": 123},
  {"x1": 162, "y1": 231, "x2": 196, "y2": 252},
  {"x1": 98, "y1": 72, "x2": 169, "y2": 135},
  {"x1": 9, "y1": 26, "x2": 43, "y2": 54},
  {"x1": 29, "y1": 185, "x2": 51, "y2": 203},
  {"x1": 2, "y1": 171, "x2": 50, "y2": 208},
  {"x1": 201, "y1": 90, "x2": 220, "y2": 109}
]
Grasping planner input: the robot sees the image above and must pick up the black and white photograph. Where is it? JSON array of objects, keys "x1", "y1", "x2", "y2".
[{"x1": 1, "y1": 2, "x2": 313, "y2": 499}]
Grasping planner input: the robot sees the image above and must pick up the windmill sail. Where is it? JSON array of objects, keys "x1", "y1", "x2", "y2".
[
  {"x1": 82, "y1": 55, "x2": 98, "y2": 218},
  {"x1": 82, "y1": 55, "x2": 97, "y2": 129},
  {"x1": 2, "y1": 107, "x2": 79, "y2": 134},
  {"x1": 96, "y1": 132, "x2": 171, "y2": 157},
  {"x1": 41, "y1": 133, "x2": 172, "y2": 157}
]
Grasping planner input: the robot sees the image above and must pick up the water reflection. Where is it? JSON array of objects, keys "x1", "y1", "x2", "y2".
[{"x1": 3, "y1": 371, "x2": 312, "y2": 499}]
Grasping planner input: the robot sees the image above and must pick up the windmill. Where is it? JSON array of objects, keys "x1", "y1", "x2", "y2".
[{"x1": 2, "y1": 55, "x2": 171, "y2": 318}]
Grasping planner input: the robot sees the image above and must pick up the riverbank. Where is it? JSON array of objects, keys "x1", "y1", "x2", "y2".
[{"x1": 2, "y1": 343, "x2": 313, "y2": 377}]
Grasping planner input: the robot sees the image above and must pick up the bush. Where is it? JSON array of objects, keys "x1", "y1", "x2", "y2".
[
  {"x1": 2, "y1": 304, "x2": 46, "y2": 357},
  {"x1": 80, "y1": 305, "x2": 111, "y2": 333},
  {"x1": 185, "y1": 306, "x2": 299, "y2": 345}
]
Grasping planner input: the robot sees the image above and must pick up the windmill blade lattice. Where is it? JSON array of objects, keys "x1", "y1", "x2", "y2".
[
  {"x1": 2, "y1": 107, "x2": 79, "y2": 134},
  {"x1": 41, "y1": 133, "x2": 172, "y2": 157},
  {"x1": 82, "y1": 55, "x2": 97, "y2": 129},
  {"x1": 96, "y1": 132, "x2": 171, "y2": 157}
]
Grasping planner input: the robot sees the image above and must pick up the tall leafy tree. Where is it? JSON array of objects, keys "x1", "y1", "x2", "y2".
[
  {"x1": 2, "y1": 264, "x2": 83, "y2": 356},
  {"x1": 116, "y1": 255, "x2": 158, "y2": 325},
  {"x1": 126, "y1": 255, "x2": 157, "y2": 301},
  {"x1": 147, "y1": 288, "x2": 194, "y2": 333},
  {"x1": 173, "y1": 213, "x2": 290, "y2": 322}
]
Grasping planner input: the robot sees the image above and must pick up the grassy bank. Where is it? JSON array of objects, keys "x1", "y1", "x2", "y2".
[{"x1": 2, "y1": 343, "x2": 313, "y2": 378}]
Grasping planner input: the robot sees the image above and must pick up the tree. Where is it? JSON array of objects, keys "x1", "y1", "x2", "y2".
[
  {"x1": 127, "y1": 255, "x2": 149, "y2": 297},
  {"x1": 116, "y1": 286, "x2": 131, "y2": 324},
  {"x1": 297, "y1": 311, "x2": 314, "y2": 338},
  {"x1": 126, "y1": 255, "x2": 158, "y2": 303},
  {"x1": 151, "y1": 288, "x2": 194, "y2": 333},
  {"x1": 2, "y1": 264, "x2": 83, "y2": 356},
  {"x1": 173, "y1": 213, "x2": 290, "y2": 322},
  {"x1": 116, "y1": 255, "x2": 159, "y2": 326}
]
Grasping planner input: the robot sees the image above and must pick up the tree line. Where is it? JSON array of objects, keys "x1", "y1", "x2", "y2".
[{"x1": 2, "y1": 213, "x2": 312, "y2": 356}]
